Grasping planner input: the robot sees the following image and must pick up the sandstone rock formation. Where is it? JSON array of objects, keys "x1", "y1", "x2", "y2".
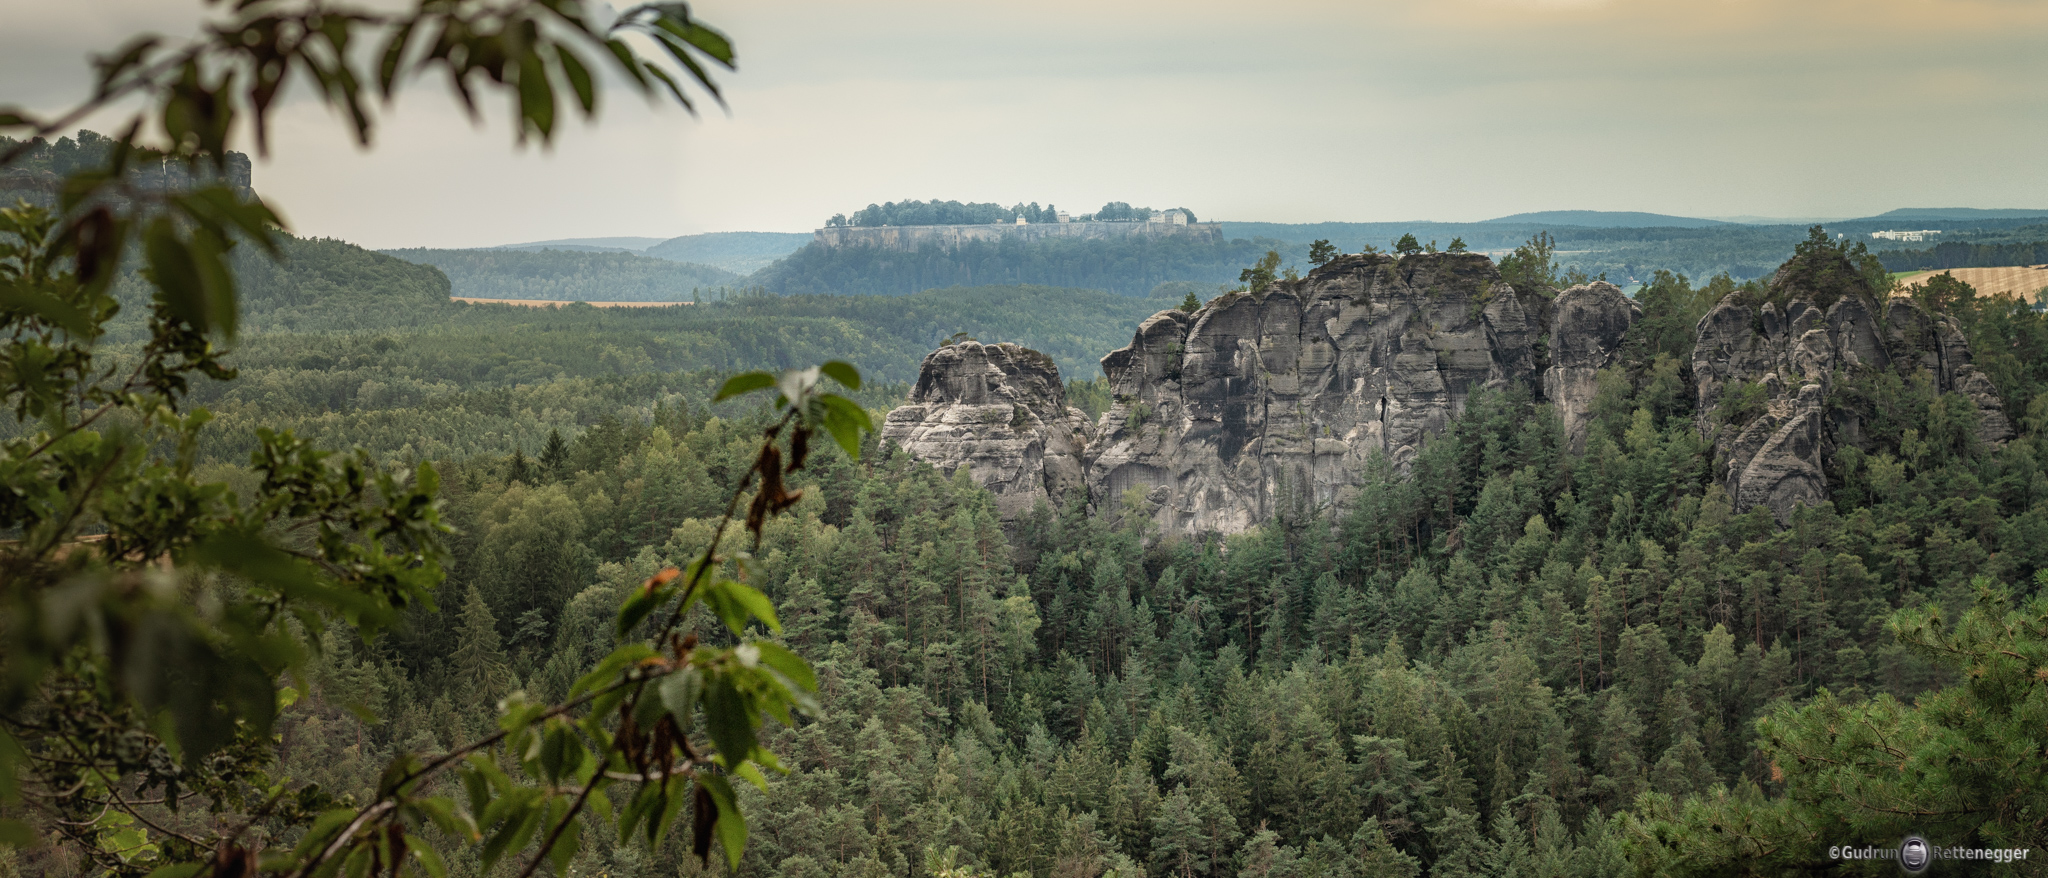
[
  {"x1": 1693, "y1": 291, "x2": 2012, "y2": 523},
  {"x1": 880, "y1": 249, "x2": 2012, "y2": 536},
  {"x1": 1085, "y1": 253, "x2": 1553, "y2": 533},
  {"x1": 1545, "y1": 282, "x2": 1643, "y2": 452},
  {"x1": 879, "y1": 342, "x2": 1095, "y2": 520}
]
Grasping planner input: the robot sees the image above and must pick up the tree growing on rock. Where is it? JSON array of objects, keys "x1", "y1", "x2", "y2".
[{"x1": 1309, "y1": 239, "x2": 1338, "y2": 266}]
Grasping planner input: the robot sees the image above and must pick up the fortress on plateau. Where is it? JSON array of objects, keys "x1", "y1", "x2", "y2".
[{"x1": 813, "y1": 211, "x2": 1222, "y2": 252}]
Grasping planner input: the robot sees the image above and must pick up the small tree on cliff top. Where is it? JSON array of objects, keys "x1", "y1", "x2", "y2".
[
  {"x1": 1240, "y1": 249, "x2": 1284, "y2": 294},
  {"x1": 1309, "y1": 239, "x2": 1338, "y2": 267}
]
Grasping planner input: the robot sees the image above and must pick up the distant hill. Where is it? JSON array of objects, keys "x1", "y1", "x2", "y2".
[
  {"x1": 1702, "y1": 215, "x2": 1852, "y2": 226},
  {"x1": 1480, "y1": 210, "x2": 1730, "y2": 228},
  {"x1": 751, "y1": 234, "x2": 1293, "y2": 298},
  {"x1": 645, "y1": 232, "x2": 812, "y2": 274},
  {"x1": 491, "y1": 236, "x2": 668, "y2": 251},
  {"x1": 1861, "y1": 208, "x2": 2048, "y2": 222},
  {"x1": 383, "y1": 248, "x2": 737, "y2": 302}
]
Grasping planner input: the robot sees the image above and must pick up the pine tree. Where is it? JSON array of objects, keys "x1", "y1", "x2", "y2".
[
  {"x1": 449, "y1": 584, "x2": 513, "y2": 705},
  {"x1": 1349, "y1": 819, "x2": 1420, "y2": 878},
  {"x1": 1308, "y1": 239, "x2": 1337, "y2": 267},
  {"x1": 1152, "y1": 787, "x2": 1206, "y2": 878},
  {"x1": 539, "y1": 427, "x2": 569, "y2": 475},
  {"x1": 1425, "y1": 807, "x2": 1494, "y2": 878},
  {"x1": 505, "y1": 448, "x2": 531, "y2": 485}
]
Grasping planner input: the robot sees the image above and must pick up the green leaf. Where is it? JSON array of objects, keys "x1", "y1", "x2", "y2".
[
  {"x1": 558, "y1": 48, "x2": 597, "y2": 115},
  {"x1": 142, "y1": 216, "x2": 236, "y2": 338},
  {"x1": 698, "y1": 773, "x2": 747, "y2": 870},
  {"x1": 730, "y1": 760, "x2": 769, "y2": 792},
  {"x1": 0, "y1": 283, "x2": 96, "y2": 337},
  {"x1": 0, "y1": 819, "x2": 34, "y2": 848},
  {"x1": 700, "y1": 579, "x2": 777, "y2": 637},
  {"x1": 545, "y1": 811, "x2": 581, "y2": 876},
  {"x1": 751, "y1": 641, "x2": 816, "y2": 692},
  {"x1": 538, "y1": 723, "x2": 582, "y2": 784},
  {"x1": 815, "y1": 393, "x2": 874, "y2": 459},
  {"x1": 818, "y1": 360, "x2": 861, "y2": 390},
  {"x1": 480, "y1": 800, "x2": 538, "y2": 874},
  {"x1": 701, "y1": 677, "x2": 757, "y2": 764},
  {"x1": 403, "y1": 835, "x2": 447, "y2": 878},
  {"x1": 574, "y1": 644, "x2": 656, "y2": 698},
  {"x1": 657, "y1": 667, "x2": 702, "y2": 734},
  {"x1": 616, "y1": 588, "x2": 665, "y2": 640},
  {"x1": 290, "y1": 809, "x2": 359, "y2": 861},
  {"x1": 713, "y1": 371, "x2": 775, "y2": 402}
]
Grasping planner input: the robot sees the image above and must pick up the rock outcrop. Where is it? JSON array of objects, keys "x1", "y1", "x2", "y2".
[
  {"x1": 881, "y1": 249, "x2": 2013, "y2": 536},
  {"x1": 1085, "y1": 253, "x2": 1571, "y2": 533},
  {"x1": 881, "y1": 254, "x2": 1643, "y2": 534},
  {"x1": 1693, "y1": 290, "x2": 2013, "y2": 523},
  {"x1": 1546, "y1": 282, "x2": 1643, "y2": 452},
  {"x1": 880, "y1": 342, "x2": 1095, "y2": 520}
]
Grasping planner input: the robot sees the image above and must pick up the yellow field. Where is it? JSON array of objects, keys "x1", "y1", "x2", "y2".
[
  {"x1": 1896, "y1": 266, "x2": 2048, "y2": 301},
  {"x1": 451, "y1": 296, "x2": 696, "y2": 308}
]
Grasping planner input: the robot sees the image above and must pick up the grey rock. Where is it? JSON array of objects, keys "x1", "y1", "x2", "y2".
[
  {"x1": 1545, "y1": 282, "x2": 1642, "y2": 452},
  {"x1": 880, "y1": 342, "x2": 1095, "y2": 521},
  {"x1": 1693, "y1": 292, "x2": 2012, "y2": 522},
  {"x1": 881, "y1": 254, "x2": 2015, "y2": 538},
  {"x1": 1086, "y1": 252, "x2": 1562, "y2": 535}
]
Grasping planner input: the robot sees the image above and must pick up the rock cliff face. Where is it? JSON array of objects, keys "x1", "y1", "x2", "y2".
[
  {"x1": 1693, "y1": 291, "x2": 2012, "y2": 522},
  {"x1": 879, "y1": 342, "x2": 1095, "y2": 520},
  {"x1": 881, "y1": 251, "x2": 2012, "y2": 535},
  {"x1": 1086, "y1": 254, "x2": 1630, "y2": 534}
]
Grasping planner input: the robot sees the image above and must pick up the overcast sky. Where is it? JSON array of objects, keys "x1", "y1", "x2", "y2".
[{"x1": 4, "y1": 0, "x2": 2046, "y2": 248}]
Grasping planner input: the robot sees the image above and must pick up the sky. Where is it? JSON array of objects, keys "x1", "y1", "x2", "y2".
[{"x1": 3, "y1": 0, "x2": 2046, "y2": 248}]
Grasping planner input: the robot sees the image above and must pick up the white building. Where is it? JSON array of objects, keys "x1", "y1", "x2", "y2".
[{"x1": 1871, "y1": 230, "x2": 1942, "y2": 242}]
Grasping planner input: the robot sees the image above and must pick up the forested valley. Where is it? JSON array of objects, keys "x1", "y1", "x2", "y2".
[
  {"x1": 17, "y1": 4, "x2": 2048, "y2": 878},
  {"x1": 16, "y1": 220, "x2": 2048, "y2": 877}
]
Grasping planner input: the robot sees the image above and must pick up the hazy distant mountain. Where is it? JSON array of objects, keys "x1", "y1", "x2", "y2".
[
  {"x1": 491, "y1": 236, "x2": 668, "y2": 251},
  {"x1": 1479, "y1": 210, "x2": 1730, "y2": 228},
  {"x1": 385, "y1": 248, "x2": 737, "y2": 301},
  {"x1": 1702, "y1": 215, "x2": 1852, "y2": 226},
  {"x1": 1860, "y1": 208, "x2": 2048, "y2": 222},
  {"x1": 645, "y1": 232, "x2": 813, "y2": 274}
]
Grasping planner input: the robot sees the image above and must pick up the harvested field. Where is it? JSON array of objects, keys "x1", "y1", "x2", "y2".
[
  {"x1": 1896, "y1": 266, "x2": 2048, "y2": 301},
  {"x1": 451, "y1": 296, "x2": 695, "y2": 308}
]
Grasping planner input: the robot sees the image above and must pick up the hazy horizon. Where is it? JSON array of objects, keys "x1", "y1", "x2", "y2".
[{"x1": 5, "y1": 0, "x2": 2046, "y2": 248}]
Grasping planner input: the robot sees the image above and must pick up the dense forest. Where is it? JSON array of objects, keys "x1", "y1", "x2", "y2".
[
  {"x1": 193, "y1": 261, "x2": 2048, "y2": 877},
  {"x1": 384, "y1": 247, "x2": 740, "y2": 301},
  {"x1": 753, "y1": 235, "x2": 1294, "y2": 298},
  {"x1": 18, "y1": 218, "x2": 2048, "y2": 877},
  {"x1": 0, "y1": 129, "x2": 250, "y2": 194},
  {"x1": 826, "y1": 201, "x2": 1193, "y2": 229},
  {"x1": 1878, "y1": 237, "x2": 2048, "y2": 271}
]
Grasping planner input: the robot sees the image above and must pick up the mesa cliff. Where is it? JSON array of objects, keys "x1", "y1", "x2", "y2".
[{"x1": 882, "y1": 250, "x2": 2011, "y2": 535}]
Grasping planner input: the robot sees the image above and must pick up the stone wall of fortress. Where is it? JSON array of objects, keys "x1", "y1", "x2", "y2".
[{"x1": 812, "y1": 221, "x2": 1222, "y2": 251}]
